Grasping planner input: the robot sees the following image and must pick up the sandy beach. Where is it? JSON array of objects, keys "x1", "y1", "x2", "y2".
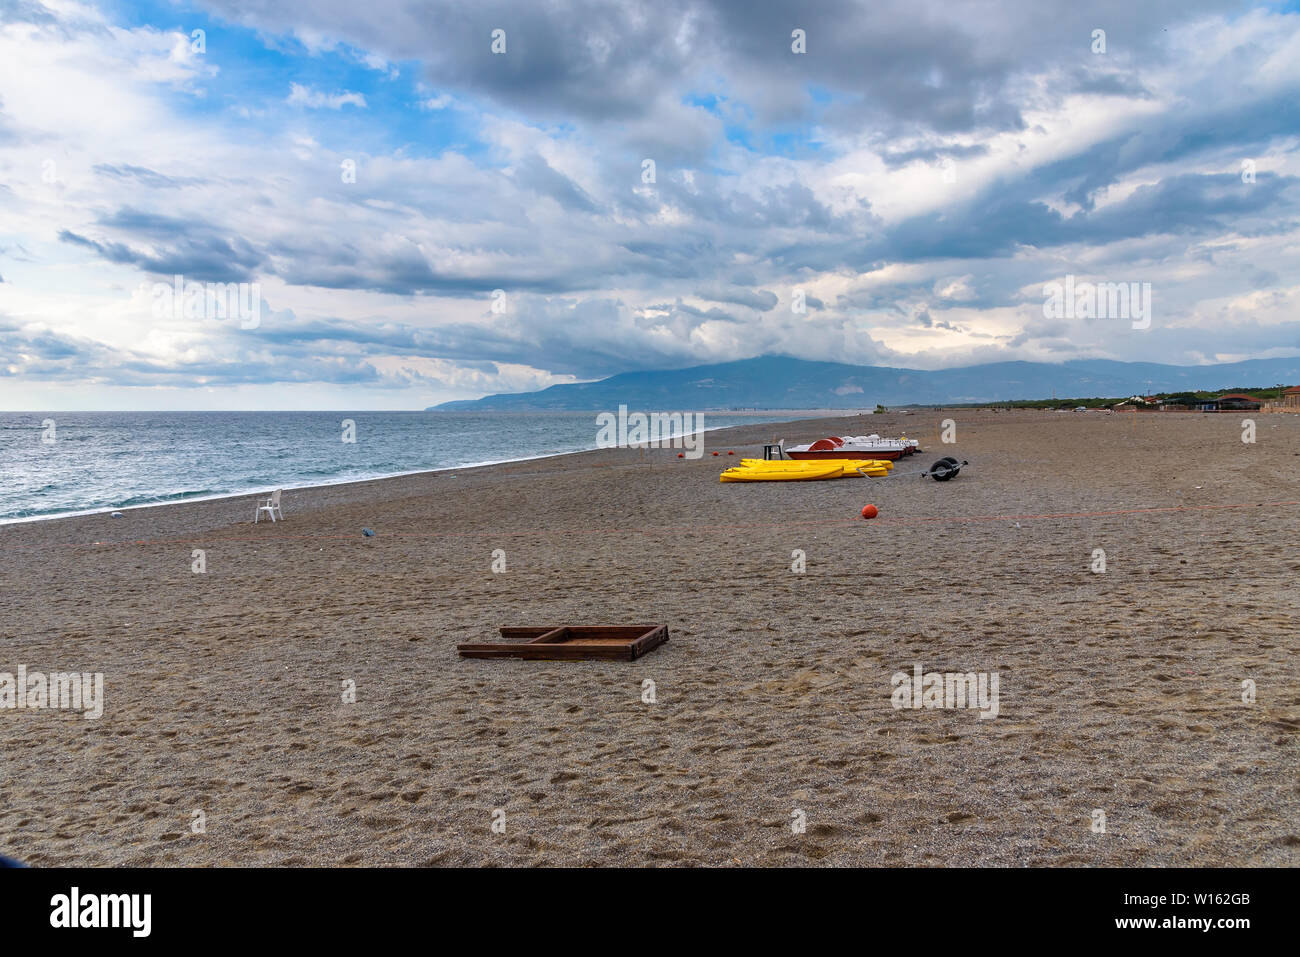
[{"x1": 1, "y1": 409, "x2": 1297, "y2": 867}]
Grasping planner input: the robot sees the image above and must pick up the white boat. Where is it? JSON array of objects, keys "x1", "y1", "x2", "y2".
[{"x1": 784, "y1": 434, "x2": 919, "y2": 461}]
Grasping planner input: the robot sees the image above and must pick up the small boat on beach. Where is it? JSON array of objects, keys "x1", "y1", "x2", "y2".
[
  {"x1": 784, "y1": 434, "x2": 920, "y2": 461},
  {"x1": 720, "y1": 458, "x2": 893, "y2": 481},
  {"x1": 738, "y1": 458, "x2": 892, "y2": 476},
  {"x1": 720, "y1": 461, "x2": 844, "y2": 482}
]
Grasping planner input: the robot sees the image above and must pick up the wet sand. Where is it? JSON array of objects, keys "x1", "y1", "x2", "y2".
[{"x1": 1, "y1": 409, "x2": 1298, "y2": 866}]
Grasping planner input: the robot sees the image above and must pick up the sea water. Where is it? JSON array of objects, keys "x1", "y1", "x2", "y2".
[{"x1": 0, "y1": 410, "x2": 815, "y2": 523}]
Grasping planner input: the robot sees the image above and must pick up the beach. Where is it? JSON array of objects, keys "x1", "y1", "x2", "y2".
[{"x1": 1, "y1": 409, "x2": 1297, "y2": 866}]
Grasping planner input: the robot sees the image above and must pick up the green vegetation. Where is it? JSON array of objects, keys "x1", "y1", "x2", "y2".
[{"x1": 928, "y1": 385, "x2": 1286, "y2": 411}]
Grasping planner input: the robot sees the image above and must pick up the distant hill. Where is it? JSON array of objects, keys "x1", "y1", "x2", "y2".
[{"x1": 427, "y1": 355, "x2": 1300, "y2": 411}]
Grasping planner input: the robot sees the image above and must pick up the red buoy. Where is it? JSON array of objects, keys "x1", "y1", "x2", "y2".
[{"x1": 861, "y1": 504, "x2": 878, "y2": 520}]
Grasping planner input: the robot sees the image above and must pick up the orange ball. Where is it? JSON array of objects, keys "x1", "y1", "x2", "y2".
[
  {"x1": 861, "y1": 504, "x2": 878, "y2": 520},
  {"x1": 712, "y1": 451, "x2": 719, "y2": 456}
]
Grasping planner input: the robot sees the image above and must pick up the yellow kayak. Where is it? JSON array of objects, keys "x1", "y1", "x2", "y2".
[
  {"x1": 736, "y1": 458, "x2": 890, "y2": 477},
  {"x1": 842, "y1": 464, "x2": 890, "y2": 477},
  {"x1": 720, "y1": 462, "x2": 844, "y2": 482}
]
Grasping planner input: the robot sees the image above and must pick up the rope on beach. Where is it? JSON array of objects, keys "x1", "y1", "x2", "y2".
[{"x1": 3, "y1": 499, "x2": 1299, "y2": 553}]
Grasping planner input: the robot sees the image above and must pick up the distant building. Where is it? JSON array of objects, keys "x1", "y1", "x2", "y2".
[
  {"x1": 1283, "y1": 386, "x2": 1300, "y2": 409},
  {"x1": 1215, "y1": 393, "x2": 1263, "y2": 411}
]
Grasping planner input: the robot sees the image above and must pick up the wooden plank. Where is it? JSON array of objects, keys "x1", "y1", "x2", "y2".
[
  {"x1": 564, "y1": 626, "x2": 659, "y2": 637},
  {"x1": 457, "y1": 623, "x2": 668, "y2": 661},
  {"x1": 527, "y1": 627, "x2": 569, "y2": 644},
  {"x1": 514, "y1": 644, "x2": 634, "y2": 661},
  {"x1": 628, "y1": 625, "x2": 669, "y2": 658},
  {"x1": 459, "y1": 643, "x2": 633, "y2": 661},
  {"x1": 455, "y1": 648, "x2": 530, "y2": 658},
  {"x1": 499, "y1": 626, "x2": 555, "y2": 639},
  {"x1": 499, "y1": 625, "x2": 659, "y2": 639},
  {"x1": 555, "y1": 637, "x2": 636, "y2": 645}
]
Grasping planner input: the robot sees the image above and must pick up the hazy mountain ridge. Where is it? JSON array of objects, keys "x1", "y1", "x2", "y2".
[{"x1": 428, "y1": 356, "x2": 1300, "y2": 411}]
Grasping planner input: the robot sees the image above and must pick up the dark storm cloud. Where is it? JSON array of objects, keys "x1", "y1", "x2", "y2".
[
  {"x1": 857, "y1": 171, "x2": 1298, "y2": 264},
  {"x1": 880, "y1": 143, "x2": 990, "y2": 168},
  {"x1": 58, "y1": 207, "x2": 266, "y2": 282},
  {"x1": 266, "y1": 233, "x2": 595, "y2": 296},
  {"x1": 1073, "y1": 172, "x2": 1295, "y2": 242},
  {"x1": 200, "y1": 0, "x2": 1239, "y2": 136},
  {"x1": 1006, "y1": 88, "x2": 1300, "y2": 212}
]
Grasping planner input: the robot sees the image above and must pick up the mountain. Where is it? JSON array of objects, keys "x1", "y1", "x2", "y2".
[{"x1": 427, "y1": 356, "x2": 1300, "y2": 411}]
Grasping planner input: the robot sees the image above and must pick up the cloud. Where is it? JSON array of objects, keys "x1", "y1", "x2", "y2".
[
  {"x1": 58, "y1": 208, "x2": 266, "y2": 283},
  {"x1": 201, "y1": 0, "x2": 1241, "y2": 136},
  {"x1": 286, "y1": 82, "x2": 367, "y2": 109},
  {"x1": 694, "y1": 286, "x2": 779, "y2": 311},
  {"x1": 2, "y1": 0, "x2": 1299, "y2": 408},
  {"x1": 92, "y1": 163, "x2": 205, "y2": 189},
  {"x1": 509, "y1": 155, "x2": 598, "y2": 213}
]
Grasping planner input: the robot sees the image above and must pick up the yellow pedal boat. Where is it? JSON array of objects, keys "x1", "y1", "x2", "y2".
[
  {"x1": 720, "y1": 462, "x2": 844, "y2": 482},
  {"x1": 734, "y1": 458, "x2": 890, "y2": 477}
]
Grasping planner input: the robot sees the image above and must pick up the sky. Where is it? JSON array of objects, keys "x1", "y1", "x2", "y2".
[{"x1": 0, "y1": 0, "x2": 1297, "y2": 410}]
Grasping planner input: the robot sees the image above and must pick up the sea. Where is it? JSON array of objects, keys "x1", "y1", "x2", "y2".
[{"x1": 0, "y1": 410, "x2": 826, "y2": 523}]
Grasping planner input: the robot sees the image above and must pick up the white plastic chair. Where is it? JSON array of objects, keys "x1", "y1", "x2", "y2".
[{"x1": 255, "y1": 488, "x2": 283, "y2": 523}]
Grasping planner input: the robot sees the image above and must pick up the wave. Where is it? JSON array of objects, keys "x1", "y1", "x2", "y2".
[
  {"x1": 0, "y1": 412, "x2": 811, "y2": 526},
  {"x1": 0, "y1": 448, "x2": 597, "y2": 525}
]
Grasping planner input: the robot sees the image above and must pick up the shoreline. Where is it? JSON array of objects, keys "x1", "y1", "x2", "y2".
[
  {"x1": 1, "y1": 413, "x2": 842, "y2": 528},
  {"x1": 0, "y1": 447, "x2": 598, "y2": 528}
]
